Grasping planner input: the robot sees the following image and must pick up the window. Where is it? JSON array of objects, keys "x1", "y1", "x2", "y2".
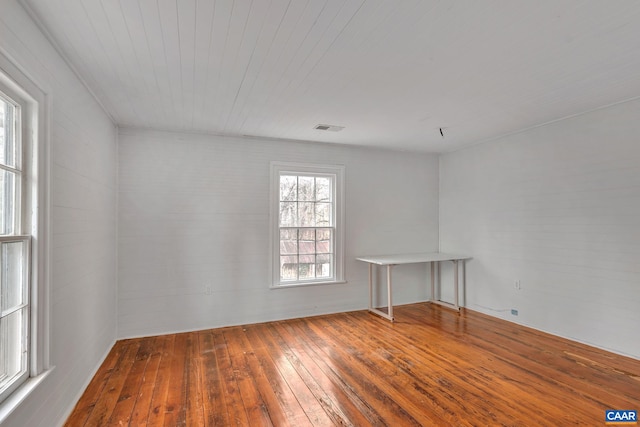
[
  {"x1": 0, "y1": 53, "x2": 49, "y2": 411},
  {"x1": 270, "y1": 162, "x2": 344, "y2": 287},
  {"x1": 0, "y1": 88, "x2": 30, "y2": 404}
]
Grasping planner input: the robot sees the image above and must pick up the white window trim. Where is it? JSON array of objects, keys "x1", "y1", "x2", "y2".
[
  {"x1": 270, "y1": 161, "x2": 345, "y2": 288},
  {"x1": 0, "y1": 49, "x2": 51, "y2": 420}
]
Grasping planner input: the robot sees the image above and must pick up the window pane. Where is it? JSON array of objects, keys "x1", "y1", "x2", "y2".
[
  {"x1": 279, "y1": 175, "x2": 297, "y2": 201},
  {"x1": 316, "y1": 228, "x2": 331, "y2": 241},
  {"x1": 298, "y1": 202, "x2": 315, "y2": 227},
  {"x1": 315, "y1": 203, "x2": 331, "y2": 226},
  {"x1": 280, "y1": 256, "x2": 298, "y2": 281},
  {"x1": 316, "y1": 177, "x2": 331, "y2": 202},
  {"x1": 299, "y1": 229, "x2": 315, "y2": 240},
  {"x1": 298, "y1": 258, "x2": 315, "y2": 280},
  {"x1": 279, "y1": 229, "x2": 297, "y2": 255},
  {"x1": 298, "y1": 176, "x2": 315, "y2": 201},
  {"x1": 279, "y1": 202, "x2": 297, "y2": 227},
  {"x1": 316, "y1": 254, "x2": 332, "y2": 278},
  {"x1": 0, "y1": 308, "x2": 27, "y2": 392},
  {"x1": 0, "y1": 100, "x2": 4, "y2": 164},
  {"x1": 1, "y1": 241, "x2": 25, "y2": 312},
  {"x1": 0, "y1": 170, "x2": 16, "y2": 235},
  {"x1": 299, "y1": 229, "x2": 315, "y2": 254},
  {"x1": 0, "y1": 98, "x2": 17, "y2": 168},
  {"x1": 316, "y1": 229, "x2": 332, "y2": 254}
]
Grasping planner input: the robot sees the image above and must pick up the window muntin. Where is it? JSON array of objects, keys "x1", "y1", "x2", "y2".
[{"x1": 271, "y1": 163, "x2": 344, "y2": 287}]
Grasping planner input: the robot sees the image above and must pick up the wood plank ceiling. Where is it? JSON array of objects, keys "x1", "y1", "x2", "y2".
[{"x1": 20, "y1": 0, "x2": 640, "y2": 152}]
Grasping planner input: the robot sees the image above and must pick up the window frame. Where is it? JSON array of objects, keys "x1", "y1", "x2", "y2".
[
  {"x1": 270, "y1": 162, "x2": 345, "y2": 288},
  {"x1": 0, "y1": 51, "x2": 51, "y2": 415}
]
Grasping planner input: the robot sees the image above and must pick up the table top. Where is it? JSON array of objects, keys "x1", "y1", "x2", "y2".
[{"x1": 356, "y1": 252, "x2": 471, "y2": 265}]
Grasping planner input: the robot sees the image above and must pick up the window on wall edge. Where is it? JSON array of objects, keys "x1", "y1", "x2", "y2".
[{"x1": 0, "y1": 51, "x2": 50, "y2": 420}]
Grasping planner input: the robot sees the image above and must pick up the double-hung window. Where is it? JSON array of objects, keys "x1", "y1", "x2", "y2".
[
  {"x1": 0, "y1": 85, "x2": 29, "y2": 403},
  {"x1": 0, "y1": 53, "x2": 48, "y2": 413},
  {"x1": 270, "y1": 162, "x2": 344, "y2": 287}
]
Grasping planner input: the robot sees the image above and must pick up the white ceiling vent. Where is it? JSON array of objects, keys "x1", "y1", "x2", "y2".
[{"x1": 314, "y1": 124, "x2": 344, "y2": 132}]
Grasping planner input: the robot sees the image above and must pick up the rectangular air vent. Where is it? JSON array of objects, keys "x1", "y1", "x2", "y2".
[{"x1": 314, "y1": 124, "x2": 344, "y2": 132}]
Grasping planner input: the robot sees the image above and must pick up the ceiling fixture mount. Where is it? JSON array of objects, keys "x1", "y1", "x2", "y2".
[{"x1": 314, "y1": 124, "x2": 344, "y2": 132}]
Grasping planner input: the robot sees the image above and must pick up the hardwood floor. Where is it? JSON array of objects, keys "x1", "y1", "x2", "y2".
[{"x1": 65, "y1": 304, "x2": 640, "y2": 426}]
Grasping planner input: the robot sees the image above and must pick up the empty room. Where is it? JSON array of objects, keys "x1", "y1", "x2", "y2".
[{"x1": 1, "y1": 0, "x2": 639, "y2": 426}]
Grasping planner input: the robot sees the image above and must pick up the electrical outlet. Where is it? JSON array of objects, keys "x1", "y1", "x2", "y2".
[
  {"x1": 514, "y1": 280, "x2": 521, "y2": 290},
  {"x1": 511, "y1": 309, "x2": 518, "y2": 316},
  {"x1": 205, "y1": 285, "x2": 212, "y2": 295}
]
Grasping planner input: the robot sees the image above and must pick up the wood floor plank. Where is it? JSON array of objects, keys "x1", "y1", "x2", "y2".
[
  {"x1": 399, "y1": 309, "x2": 597, "y2": 423},
  {"x1": 402, "y1": 307, "x2": 638, "y2": 418},
  {"x1": 306, "y1": 314, "x2": 459, "y2": 426},
  {"x1": 269, "y1": 320, "x2": 382, "y2": 426},
  {"x1": 226, "y1": 328, "x2": 290, "y2": 426},
  {"x1": 64, "y1": 340, "x2": 130, "y2": 427},
  {"x1": 145, "y1": 335, "x2": 176, "y2": 426},
  {"x1": 398, "y1": 305, "x2": 638, "y2": 424},
  {"x1": 128, "y1": 335, "x2": 169, "y2": 426},
  {"x1": 185, "y1": 332, "x2": 205, "y2": 427},
  {"x1": 105, "y1": 337, "x2": 156, "y2": 425},
  {"x1": 197, "y1": 330, "x2": 229, "y2": 427},
  {"x1": 161, "y1": 333, "x2": 188, "y2": 426},
  {"x1": 334, "y1": 312, "x2": 493, "y2": 424},
  {"x1": 450, "y1": 308, "x2": 640, "y2": 402},
  {"x1": 236, "y1": 325, "x2": 311, "y2": 426},
  {"x1": 348, "y1": 310, "x2": 563, "y2": 425},
  {"x1": 245, "y1": 323, "x2": 335, "y2": 426},
  {"x1": 81, "y1": 339, "x2": 142, "y2": 426},
  {"x1": 258, "y1": 322, "x2": 353, "y2": 426},
  {"x1": 211, "y1": 329, "x2": 249, "y2": 426},
  {"x1": 295, "y1": 317, "x2": 428, "y2": 426},
  {"x1": 278, "y1": 318, "x2": 391, "y2": 426},
  {"x1": 223, "y1": 327, "x2": 274, "y2": 426},
  {"x1": 64, "y1": 304, "x2": 640, "y2": 426}
]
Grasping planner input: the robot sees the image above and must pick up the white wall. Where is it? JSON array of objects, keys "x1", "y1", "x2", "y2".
[
  {"x1": 0, "y1": 2, "x2": 117, "y2": 426},
  {"x1": 440, "y1": 99, "x2": 640, "y2": 359},
  {"x1": 118, "y1": 128, "x2": 439, "y2": 338}
]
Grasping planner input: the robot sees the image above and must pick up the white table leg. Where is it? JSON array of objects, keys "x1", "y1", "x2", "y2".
[
  {"x1": 368, "y1": 263, "x2": 373, "y2": 310},
  {"x1": 387, "y1": 264, "x2": 394, "y2": 321},
  {"x1": 430, "y1": 261, "x2": 435, "y2": 302},
  {"x1": 437, "y1": 261, "x2": 441, "y2": 300},
  {"x1": 453, "y1": 259, "x2": 459, "y2": 309},
  {"x1": 367, "y1": 262, "x2": 394, "y2": 321},
  {"x1": 429, "y1": 259, "x2": 461, "y2": 312}
]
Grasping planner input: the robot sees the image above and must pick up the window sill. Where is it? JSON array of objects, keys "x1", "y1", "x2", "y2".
[
  {"x1": 0, "y1": 367, "x2": 54, "y2": 425},
  {"x1": 270, "y1": 280, "x2": 347, "y2": 289}
]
